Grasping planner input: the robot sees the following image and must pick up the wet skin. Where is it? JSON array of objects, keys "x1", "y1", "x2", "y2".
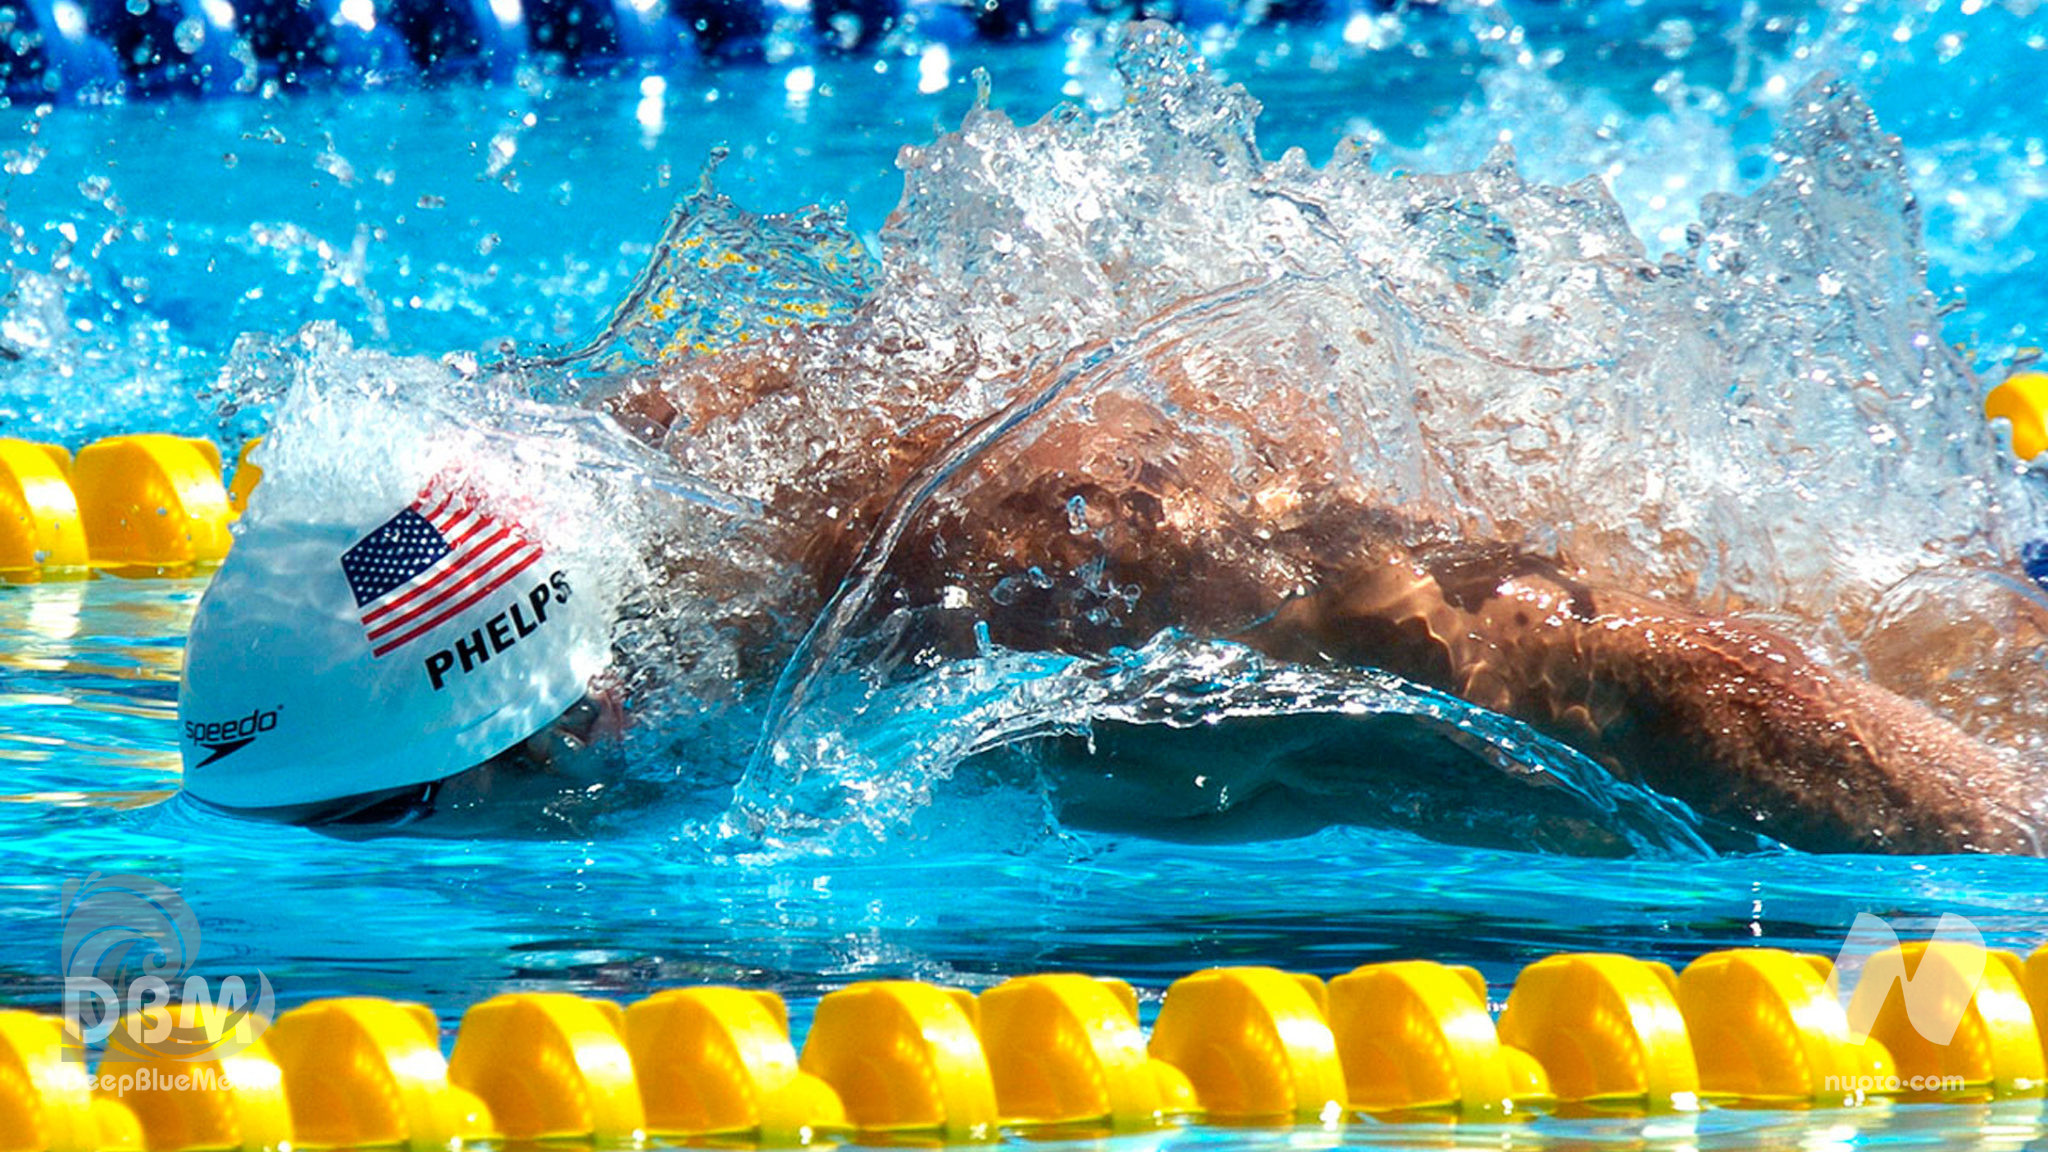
[
  {"x1": 363, "y1": 333, "x2": 2041, "y2": 851},
  {"x1": 592, "y1": 337, "x2": 2047, "y2": 856}
]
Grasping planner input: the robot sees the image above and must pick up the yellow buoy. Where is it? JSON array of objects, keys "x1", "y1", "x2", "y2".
[
  {"x1": 1986, "y1": 371, "x2": 2048, "y2": 461},
  {"x1": 1327, "y1": 960, "x2": 1552, "y2": 1119},
  {"x1": 624, "y1": 986, "x2": 846, "y2": 1144},
  {"x1": 266, "y1": 997, "x2": 494, "y2": 1151},
  {"x1": 0, "y1": 439, "x2": 90, "y2": 579},
  {"x1": 1677, "y1": 949, "x2": 1889, "y2": 1107},
  {"x1": 1146, "y1": 966, "x2": 1348, "y2": 1125},
  {"x1": 94, "y1": 1000, "x2": 293, "y2": 1152},
  {"x1": 1845, "y1": 941, "x2": 2045, "y2": 1101},
  {"x1": 977, "y1": 973, "x2": 1198, "y2": 1131},
  {"x1": 798, "y1": 981, "x2": 999, "y2": 1142},
  {"x1": 0, "y1": 1010, "x2": 142, "y2": 1152},
  {"x1": 71, "y1": 434, "x2": 234, "y2": 576},
  {"x1": 1496, "y1": 953, "x2": 1700, "y2": 1116},
  {"x1": 446, "y1": 992, "x2": 645, "y2": 1145}
]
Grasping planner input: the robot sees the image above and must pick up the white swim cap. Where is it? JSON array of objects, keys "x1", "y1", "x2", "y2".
[{"x1": 179, "y1": 471, "x2": 613, "y2": 811}]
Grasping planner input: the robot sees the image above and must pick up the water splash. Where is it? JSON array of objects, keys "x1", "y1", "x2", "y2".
[
  {"x1": 668, "y1": 24, "x2": 2047, "y2": 852},
  {"x1": 542, "y1": 150, "x2": 877, "y2": 383},
  {"x1": 742, "y1": 628, "x2": 1731, "y2": 860},
  {"x1": 13, "y1": 12, "x2": 2044, "y2": 858}
]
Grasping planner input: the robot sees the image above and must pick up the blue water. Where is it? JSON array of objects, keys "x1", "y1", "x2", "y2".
[{"x1": 5, "y1": 2, "x2": 2048, "y2": 1148}]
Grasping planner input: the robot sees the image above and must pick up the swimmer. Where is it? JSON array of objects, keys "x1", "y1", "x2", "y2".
[{"x1": 177, "y1": 322, "x2": 2048, "y2": 856}]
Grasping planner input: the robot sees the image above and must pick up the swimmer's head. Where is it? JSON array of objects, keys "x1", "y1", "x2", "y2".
[{"x1": 178, "y1": 469, "x2": 619, "y2": 827}]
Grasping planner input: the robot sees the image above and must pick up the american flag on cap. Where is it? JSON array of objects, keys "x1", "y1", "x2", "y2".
[{"x1": 341, "y1": 473, "x2": 544, "y2": 659}]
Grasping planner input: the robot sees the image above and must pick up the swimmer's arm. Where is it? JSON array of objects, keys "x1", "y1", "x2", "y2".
[{"x1": 1257, "y1": 545, "x2": 2043, "y2": 854}]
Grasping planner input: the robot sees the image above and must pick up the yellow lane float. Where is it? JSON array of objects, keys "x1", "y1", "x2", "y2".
[
  {"x1": 1987, "y1": 370, "x2": 2048, "y2": 461},
  {"x1": 0, "y1": 435, "x2": 263, "y2": 580},
  {"x1": 1495, "y1": 953, "x2": 1700, "y2": 1116},
  {"x1": 0, "y1": 1010, "x2": 141, "y2": 1152},
  {"x1": 4, "y1": 946, "x2": 2045, "y2": 1146},
  {"x1": 798, "y1": 981, "x2": 1000, "y2": 1142},
  {"x1": 1675, "y1": 949, "x2": 1893, "y2": 1108},
  {"x1": 1146, "y1": 966, "x2": 1349, "y2": 1126},
  {"x1": 0, "y1": 440, "x2": 89, "y2": 580},
  {"x1": 445, "y1": 992, "x2": 645, "y2": 1146},
  {"x1": 1845, "y1": 941, "x2": 2046, "y2": 1101},
  {"x1": 977, "y1": 973, "x2": 1198, "y2": 1132},
  {"x1": 624, "y1": 986, "x2": 844, "y2": 1145},
  {"x1": 1326, "y1": 959, "x2": 1551, "y2": 1119},
  {"x1": 264, "y1": 997, "x2": 493, "y2": 1151},
  {"x1": 70, "y1": 436, "x2": 233, "y2": 577}
]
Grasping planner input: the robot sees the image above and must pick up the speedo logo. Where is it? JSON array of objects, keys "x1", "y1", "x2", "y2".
[
  {"x1": 424, "y1": 571, "x2": 571, "y2": 691},
  {"x1": 184, "y1": 707, "x2": 281, "y2": 768}
]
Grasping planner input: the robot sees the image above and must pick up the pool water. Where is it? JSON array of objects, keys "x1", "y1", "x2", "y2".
[
  {"x1": 5, "y1": 0, "x2": 2048, "y2": 1148},
  {"x1": 10, "y1": 580, "x2": 2048, "y2": 1149}
]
